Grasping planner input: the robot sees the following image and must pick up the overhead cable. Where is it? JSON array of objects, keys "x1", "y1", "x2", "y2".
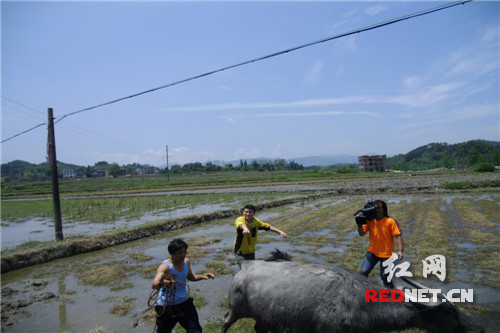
[{"x1": 1, "y1": 0, "x2": 471, "y2": 144}]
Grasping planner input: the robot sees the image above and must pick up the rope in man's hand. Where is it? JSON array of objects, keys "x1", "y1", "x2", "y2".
[{"x1": 145, "y1": 272, "x2": 190, "y2": 317}]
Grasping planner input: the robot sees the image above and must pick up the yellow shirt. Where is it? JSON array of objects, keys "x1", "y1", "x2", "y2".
[
  {"x1": 233, "y1": 216, "x2": 271, "y2": 255},
  {"x1": 362, "y1": 217, "x2": 402, "y2": 258}
]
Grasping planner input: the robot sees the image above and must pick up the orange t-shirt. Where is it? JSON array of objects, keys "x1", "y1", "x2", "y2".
[{"x1": 362, "y1": 217, "x2": 402, "y2": 258}]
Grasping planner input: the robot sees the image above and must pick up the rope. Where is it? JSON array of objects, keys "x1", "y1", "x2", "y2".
[
  {"x1": 144, "y1": 272, "x2": 191, "y2": 333},
  {"x1": 145, "y1": 272, "x2": 191, "y2": 317}
]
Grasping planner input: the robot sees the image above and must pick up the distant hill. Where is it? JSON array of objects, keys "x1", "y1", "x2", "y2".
[
  {"x1": 387, "y1": 140, "x2": 500, "y2": 170},
  {"x1": 287, "y1": 154, "x2": 358, "y2": 167}
]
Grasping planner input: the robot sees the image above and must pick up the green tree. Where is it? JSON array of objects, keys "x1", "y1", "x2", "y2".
[
  {"x1": 205, "y1": 162, "x2": 218, "y2": 172},
  {"x1": 94, "y1": 161, "x2": 109, "y2": 168},
  {"x1": 492, "y1": 148, "x2": 500, "y2": 166},
  {"x1": 171, "y1": 164, "x2": 183, "y2": 174},
  {"x1": 250, "y1": 160, "x2": 261, "y2": 171},
  {"x1": 85, "y1": 166, "x2": 92, "y2": 178},
  {"x1": 223, "y1": 163, "x2": 234, "y2": 171},
  {"x1": 288, "y1": 160, "x2": 303, "y2": 170},
  {"x1": 441, "y1": 156, "x2": 452, "y2": 169},
  {"x1": 468, "y1": 148, "x2": 483, "y2": 166},
  {"x1": 108, "y1": 163, "x2": 120, "y2": 177},
  {"x1": 273, "y1": 159, "x2": 287, "y2": 170},
  {"x1": 182, "y1": 162, "x2": 203, "y2": 172}
]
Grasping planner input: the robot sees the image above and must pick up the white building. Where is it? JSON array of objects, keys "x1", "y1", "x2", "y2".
[{"x1": 63, "y1": 169, "x2": 77, "y2": 179}]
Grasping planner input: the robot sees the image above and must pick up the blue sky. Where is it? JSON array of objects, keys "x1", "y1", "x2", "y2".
[{"x1": 2, "y1": 1, "x2": 499, "y2": 167}]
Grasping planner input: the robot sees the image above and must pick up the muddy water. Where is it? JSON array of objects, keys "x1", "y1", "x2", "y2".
[
  {"x1": 1, "y1": 203, "x2": 233, "y2": 250},
  {"x1": 1, "y1": 193, "x2": 300, "y2": 251},
  {"x1": 1, "y1": 193, "x2": 499, "y2": 333}
]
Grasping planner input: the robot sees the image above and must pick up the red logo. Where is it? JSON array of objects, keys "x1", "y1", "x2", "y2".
[{"x1": 365, "y1": 289, "x2": 405, "y2": 302}]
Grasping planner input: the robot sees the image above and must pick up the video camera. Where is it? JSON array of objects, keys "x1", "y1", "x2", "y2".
[{"x1": 354, "y1": 201, "x2": 377, "y2": 226}]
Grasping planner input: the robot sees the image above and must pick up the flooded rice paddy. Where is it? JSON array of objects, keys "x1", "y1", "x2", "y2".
[
  {"x1": 0, "y1": 193, "x2": 301, "y2": 251},
  {"x1": 1, "y1": 192, "x2": 499, "y2": 332}
]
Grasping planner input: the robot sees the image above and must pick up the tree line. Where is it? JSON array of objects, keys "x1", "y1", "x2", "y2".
[
  {"x1": 169, "y1": 159, "x2": 303, "y2": 174},
  {"x1": 0, "y1": 159, "x2": 305, "y2": 181},
  {"x1": 1, "y1": 140, "x2": 498, "y2": 182}
]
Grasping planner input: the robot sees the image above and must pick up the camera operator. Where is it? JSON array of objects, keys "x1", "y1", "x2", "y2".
[{"x1": 356, "y1": 200, "x2": 404, "y2": 288}]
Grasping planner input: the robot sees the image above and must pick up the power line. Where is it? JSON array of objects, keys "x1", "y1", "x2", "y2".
[
  {"x1": 1, "y1": 0, "x2": 472, "y2": 144},
  {"x1": 2, "y1": 97, "x2": 147, "y2": 156},
  {"x1": 1, "y1": 123, "x2": 47, "y2": 142},
  {"x1": 2, "y1": 96, "x2": 45, "y2": 116}
]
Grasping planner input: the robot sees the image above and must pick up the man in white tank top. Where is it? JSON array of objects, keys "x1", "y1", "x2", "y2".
[{"x1": 152, "y1": 238, "x2": 215, "y2": 333}]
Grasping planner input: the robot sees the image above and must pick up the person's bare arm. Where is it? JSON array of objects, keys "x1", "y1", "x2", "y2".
[
  {"x1": 152, "y1": 262, "x2": 172, "y2": 289},
  {"x1": 186, "y1": 258, "x2": 215, "y2": 282},
  {"x1": 357, "y1": 225, "x2": 367, "y2": 236},
  {"x1": 396, "y1": 235, "x2": 404, "y2": 260},
  {"x1": 241, "y1": 224, "x2": 251, "y2": 235}
]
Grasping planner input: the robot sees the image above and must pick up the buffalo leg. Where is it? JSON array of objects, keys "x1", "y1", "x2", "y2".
[
  {"x1": 221, "y1": 311, "x2": 237, "y2": 333},
  {"x1": 254, "y1": 321, "x2": 268, "y2": 333}
]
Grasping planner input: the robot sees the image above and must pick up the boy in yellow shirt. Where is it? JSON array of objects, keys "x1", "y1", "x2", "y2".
[{"x1": 233, "y1": 204, "x2": 287, "y2": 266}]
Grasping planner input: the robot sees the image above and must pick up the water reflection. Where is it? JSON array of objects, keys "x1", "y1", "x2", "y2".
[{"x1": 58, "y1": 275, "x2": 67, "y2": 330}]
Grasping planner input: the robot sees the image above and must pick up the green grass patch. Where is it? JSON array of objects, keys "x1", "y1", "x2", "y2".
[
  {"x1": 201, "y1": 261, "x2": 234, "y2": 275},
  {"x1": 129, "y1": 253, "x2": 153, "y2": 262},
  {"x1": 139, "y1": 264, "x2": 158, "y2": 280},
  {"x1": 192, "y1": 293, "x2": 207, "y2": 308},
  {"x1": 77, "y1": 265, "x2": 126, "y2": 286},
  {"x1": 441, "y1": 180, "x2": 500, "y2": 190},
  {"x1": 105, "y1": 296, "x2": 135, "y2": 315},
  {"x1": 203, "y1": 318, "x2": 257, "y2": 333}
]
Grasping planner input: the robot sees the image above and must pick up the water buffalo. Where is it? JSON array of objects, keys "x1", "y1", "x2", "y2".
[{"x1": 221, "y1": 252, "x2": 484, "y2": 333}]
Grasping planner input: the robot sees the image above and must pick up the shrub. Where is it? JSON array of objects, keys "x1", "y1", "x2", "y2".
[{"x1": 474, "y1": 163, "x2": 495, "y2": 172}]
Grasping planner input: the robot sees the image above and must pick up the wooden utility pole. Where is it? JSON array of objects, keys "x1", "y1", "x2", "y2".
[
  {"x1": 166, "y1": 145, "x2": 170, "y2": 182},
  {"x1": 47, "y1": 108, "x2": 63, "y2": 241}
]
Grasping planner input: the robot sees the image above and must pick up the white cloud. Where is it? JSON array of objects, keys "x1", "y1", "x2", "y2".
[
  {"x1": 220, "y1": 115, "x2": 242, "y2": 123},
  {"x1": 83, "y1": 149, "x2": 165, "y2": 167},
  {"x1": 403, "y1": 75, "x2": 424, "y2": 90},
  {"x1": 365, "y1": 4, "x2": 387, "y2": 16},
  {"x1": 250, "y1": 110, "x2": 377, "y2": 118},
  {"x1": 448, "y1": 104, "x2": 500, "y2": 121},
  {"x1": 161, "y1": 25, "x2": 499, "y2": 127},
  {"x1": 422, "y1": 26, "x2": 500, "y2": 82},
  {"x1": 303, "y1": 61, "x2": 324, "y2": 85},
  {"x1": 387, "y1": 82, "x2": 466, "y2": 108},
  {"x1": 169, "y1": 146, "x2": 216, "y2": 165},
  {"x1": 163, "y1": 97, "x2": 377, "y2": 113},
  {"x1": 270, "y1": 144, "x2": 282, "y2": 158},
  {"x1": 394, "y1": 103, "x2": 499, "y2": 133},
  {"x1": 232, "y1": 147, "x2": 262, "y2": 161}
]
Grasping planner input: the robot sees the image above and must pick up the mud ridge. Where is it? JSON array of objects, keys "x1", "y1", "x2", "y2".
[{"x1": 0, "y1": 192, "x2": 333, "y2": 273}]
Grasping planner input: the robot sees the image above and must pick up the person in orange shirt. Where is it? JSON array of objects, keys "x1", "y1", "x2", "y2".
[{"x1": 356, "y1": 200, "x2": 404, "y2": 288}]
